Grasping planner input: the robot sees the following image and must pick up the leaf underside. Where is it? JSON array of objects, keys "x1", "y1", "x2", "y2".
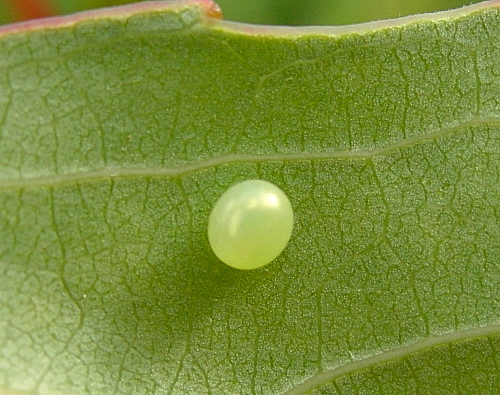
[{"x1": 0, "y1": 1, "x2": 499, "y2": 394}]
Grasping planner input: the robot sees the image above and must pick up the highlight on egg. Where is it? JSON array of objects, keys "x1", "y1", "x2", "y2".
[{"x1": 208, "y1": 180, "x2": 294, "y2": 270}]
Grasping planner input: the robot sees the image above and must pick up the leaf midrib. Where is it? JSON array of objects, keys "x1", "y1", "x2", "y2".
[{"x1": 284, "y1": 323, "x2": 500, "y2": 395}]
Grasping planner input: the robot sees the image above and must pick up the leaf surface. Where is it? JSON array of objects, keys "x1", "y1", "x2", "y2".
[{"x1": 0, "y1": 1, "x2": 499, "y2": 394}]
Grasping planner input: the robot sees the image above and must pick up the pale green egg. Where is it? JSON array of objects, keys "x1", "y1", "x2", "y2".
[{"x1": 208, "y1": 180, "x2": 294, "y2": 270}]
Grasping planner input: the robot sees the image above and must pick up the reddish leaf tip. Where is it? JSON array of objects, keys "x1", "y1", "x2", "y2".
[
  {"x1": 206, "y1": 2, "x2": 223, "y2": 19},
  {"x1": 0, "y1": 0, "x2": 221, "y2": 38}
]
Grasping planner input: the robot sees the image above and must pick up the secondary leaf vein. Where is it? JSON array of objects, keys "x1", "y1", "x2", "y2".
[
  {"x1": 283, "y1": 323, "x2": 500, "y2": 395},
  {"x1": 0, "y1": 116, "x2": 498, "y2": 191}
]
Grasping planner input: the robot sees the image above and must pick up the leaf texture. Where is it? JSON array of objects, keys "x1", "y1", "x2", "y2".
[{"x1": 0, "y1": 1, "x2": 499, "y2": 393}]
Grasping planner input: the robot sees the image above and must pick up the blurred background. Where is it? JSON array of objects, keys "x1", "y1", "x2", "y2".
[{"x1": 0, "y1": 0, "x2": 483, "y2": 26}]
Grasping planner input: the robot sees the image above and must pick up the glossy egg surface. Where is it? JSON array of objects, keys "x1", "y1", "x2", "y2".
[{"x1": 208, "y1": 180, "x2": 294, "y2": 270}]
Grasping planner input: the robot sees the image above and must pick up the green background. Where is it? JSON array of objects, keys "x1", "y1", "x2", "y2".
[{"x1": 0, "y1": 0, "x2": 483, "y2": 26}]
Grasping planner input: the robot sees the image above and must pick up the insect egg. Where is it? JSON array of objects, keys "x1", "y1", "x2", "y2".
[{"x1": 208, "y1": 180, "x2": 294, "y2": 270}]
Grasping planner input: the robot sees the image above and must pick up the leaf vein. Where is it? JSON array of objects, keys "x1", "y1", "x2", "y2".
[
  {"x1": 283, "y1": 323, "x2": 500, "y2": 395},
  {"x1": 0, "y1": 116, "x2": 498, "y2": 191}
]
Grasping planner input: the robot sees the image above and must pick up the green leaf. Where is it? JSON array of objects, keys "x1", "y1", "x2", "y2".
[{"x1": 0, "y1": 1, "x2": 499, "y2": 393}]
